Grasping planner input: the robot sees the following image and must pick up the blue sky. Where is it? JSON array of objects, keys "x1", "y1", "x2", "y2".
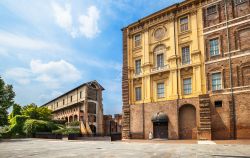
[{"x1": 0, "y1": 0, "x2": 181, "y2": 115}]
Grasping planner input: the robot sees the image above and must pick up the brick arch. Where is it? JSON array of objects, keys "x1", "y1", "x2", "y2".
[{"x1": 178, "y1": 104, "x2": 197, "y2": 139}]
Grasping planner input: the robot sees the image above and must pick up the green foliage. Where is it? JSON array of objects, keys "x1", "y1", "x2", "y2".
[
  {"x1": 52, "y1": 128, "x2": 80, "y2": 135},
  {"x1": 9, "y1": 104, "x2": 22, "y2": 120},
  {"x1": 66, "y1": 121, "x2": 80, "y2": 126},
  {"x1": 23, "y1": 119, "x2": 58, "y2": 136},
  {"x1": 8, "y1": 115, "x2": 29, "y2": 136},
  {"x1": 22, "y1": 103, "x2": 52, "y2": 121},
  {"x1": 0, "y1": 76, "x2": 15, "y2": 126},
  {"x1": 52, "y1": 119, "x2": 67, "y2": 125}
]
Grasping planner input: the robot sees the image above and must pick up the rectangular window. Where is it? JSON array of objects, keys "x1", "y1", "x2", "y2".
[
  {"x1": 182, "y1": 46, "x2": 190, "y2": 65},
  {"x1": 70, "y1": 96, "x2": 73, "y2": 102},
  {"x1": 135, "y1": 59, "x2": 141, "y2": 74},
  {"x1": 212, "y1": 72, "x2": 222, "y2": 91},
  {"x1": 207, "y1": 5, "x2": 217, "y2": 15},
  {"x1": 135, "y1": 87, "x2": 141, "y2": 101},
  {"x1": 183, "y1": 78, "x2": 192, "y2": 95},
  {"x1": 56, "y1": 102, "x2": 58, "y2": 107},
  {"x1": 215, "y1": 101, "x2": 222, "y2": 107},
  {"x1": 80, "y1": 91, "x2": 82, "y2": 98},
  {"x1": 157, "y1": 53, "x2": 164, "y2": 68},
  {"x1": 63, "y1": 99, "x2": 65, "y2": 105},
  {"x1": 157, "y1": 83, "x2": 165, "y2": 98},
  {"x1": 210, "y1": 38, "x2": 219, "y2": 56},
  {"x1": 134, "y1": 34, "x2": 141, "y2": 47},
  {"x1": 234, "y1": 0, "x2": 247, "y2": 5},
  {"x1": 180, "y1": 17, "x2": 188, "y2": 32}
]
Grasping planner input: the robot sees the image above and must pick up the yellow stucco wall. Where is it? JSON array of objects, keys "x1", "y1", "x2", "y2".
[{"x1": 126, "y1": 2, "x2": 206, "y2": 105}]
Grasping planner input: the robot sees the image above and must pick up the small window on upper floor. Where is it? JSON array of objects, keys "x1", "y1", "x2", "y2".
[
  {"x1": 70, "y1": 96, "x2": 73, "y2": 102},
  {"x1": 56, "y1": 102, "x2": 58, "y2": 107},
  {"x1": 157, "y1": 83, "x2": 165, "y2": 98},
  {"x1": 212, "y1": 72, "x2": 222, "y2": 91},
  {"x1": 134, "y1": 34, "x2": 141, "y2": 48},
  {"x1": 207, "y1": 5, "x2": 217, "y2": 15},
  {"x1": 180, "y1": 16, "x2": 188, "y2": 32},
  {"x1": 80, "y1": 91, "x2": 82, "y2": 99},
  {"x1": 183, "y1": 78, "x2": 192, "y2": 95},
  {"x1": 215, "y1": 100, "x2": 222, "y2": 107},
  {"x1": 181, "y1": 46, "x2": 190, "y2": 65},
  {"x1": 135, "y1": 59, "x2": 141, "y2": 75},
  {"x1": 209, "y1": 38, "x2": 220, "y2": 56},
  {"x1": 63, "y1": 99, "x2": 65, "y2": 105},
  {"x1": 234, "y1": 0, "x2": 247, "y2": 5},
  {"x1": 135, "y1": 87, "x2": 141, "y2": 101}
]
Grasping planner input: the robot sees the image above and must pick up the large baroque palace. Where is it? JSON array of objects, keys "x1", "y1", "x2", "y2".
[
  {"x1": 42, "y1": 80, "x2": 104, "y2": 135},
  {"x1": 122, "y1": 0, "x2": 250, "y2": 140}
]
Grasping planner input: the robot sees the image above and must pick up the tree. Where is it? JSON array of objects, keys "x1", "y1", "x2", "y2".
[
  {"x1": 9, "y1": 104, "x2": 22, "y2": 120},
  {"x1": 0, "y1": 76, "x2": 15, "y2": 126},
  {"x1": 22, "y1": 103, "x2": 52, "y2": 121}
]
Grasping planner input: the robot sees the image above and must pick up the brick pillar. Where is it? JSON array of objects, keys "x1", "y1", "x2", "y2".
[
  {"x1": 122, "y1": 28, "x2": 130, "y2": 139},
  {"x1": 198, "y1": 94, "x2": 212, "y2": 140}
]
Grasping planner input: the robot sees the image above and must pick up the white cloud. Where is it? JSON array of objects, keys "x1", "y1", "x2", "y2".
[
  {"x1": 5, "y1": 59, "x2": 81, "y2": 89},
  {"x1": 51, "y1": 2, "x2": 100, "y2": 39},
  {"x1": 5, "y1": 68, "x2": 32, "y2": 85},
  {"x1": 79, "y1": 6, "x2": 100, "y2": 38},
  {"x1": 0, "y1": 31, "x2": 63, "y2": 51},
  {"x1": 30, "y1": 59, "x2": 81, "y2": 88},
  {"x1": 52, "y1": 2, "x2": 78, "y2": 38}
]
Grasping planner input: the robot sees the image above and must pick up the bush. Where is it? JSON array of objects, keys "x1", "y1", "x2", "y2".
[
  {"x1": 52, "y1": 119, "x2": 67, "y2": 125},
  {"x1": 8, "y1": 115, "x2": 29, "y2": 137},
  {"x1": 52, "y1": 128, "x2": 80, "y2": 135},
  {"x1": 66, "y1": 121, "x2": 80, "y2": 126},
  {"x1": 23, "y1": 119, "x2": 58, "y2": 137}
]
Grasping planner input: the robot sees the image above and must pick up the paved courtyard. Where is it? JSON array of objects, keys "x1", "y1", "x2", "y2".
[{"x1": 0, "y1": 139, "x2": 250, "y2": 158}]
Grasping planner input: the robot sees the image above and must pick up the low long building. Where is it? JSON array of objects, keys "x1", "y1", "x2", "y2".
[{"x1": 42, "y1": 80, "x2": 104, "y2": 135}]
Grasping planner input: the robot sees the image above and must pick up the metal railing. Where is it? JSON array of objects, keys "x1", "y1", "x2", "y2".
[{"x1": 151, "y1": 65, "x2": 169, "y2": 72}]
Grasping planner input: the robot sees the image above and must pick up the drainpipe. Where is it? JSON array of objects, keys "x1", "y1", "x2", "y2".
[
  {"x1": 173, "y1": 7, "x2": 180, "y2": 138},
  {"x1": 224, "y1": 0, "x2": 236, "y2": 139}
]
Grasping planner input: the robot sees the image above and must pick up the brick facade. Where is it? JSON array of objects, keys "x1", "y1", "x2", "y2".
[
  {"x1": 122, "y1": 0, "x2": 250, "y2": 140},
  {"x1": 203, "y1": 0, "x2": 250, "y2": 139}
]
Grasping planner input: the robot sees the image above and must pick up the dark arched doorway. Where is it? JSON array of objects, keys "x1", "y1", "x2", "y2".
[
  {"x1": 89, "y1": 125, "x2": 96, "y2": 134},
  {"x1": 152, "y1": 112, "x2": 168, "y2": 139},
  {"x1": 179, "y1": 104, "x2": 197, "y2": 139}
]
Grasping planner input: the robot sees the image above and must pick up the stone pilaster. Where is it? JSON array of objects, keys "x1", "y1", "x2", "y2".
[
  {"x1": 122, "y1": 28, "x2": 130, "y2": 139},
  {"x1": 198, "y1": 94, "x2": 212, "y2": 140}
]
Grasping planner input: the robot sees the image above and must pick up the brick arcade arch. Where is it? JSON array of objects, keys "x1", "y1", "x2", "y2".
[{"x1": 178, "y1": 104, "x2": 197, "y2": 139}]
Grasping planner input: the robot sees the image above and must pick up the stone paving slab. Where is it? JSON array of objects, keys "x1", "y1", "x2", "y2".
[{"x1": 0, "y1": 139, "x2": 250, "y2": 158}]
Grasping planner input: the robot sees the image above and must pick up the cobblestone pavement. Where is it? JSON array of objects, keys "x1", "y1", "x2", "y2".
[{"x1": 0, "y1": 139, "x2": 250, "y2": 158}]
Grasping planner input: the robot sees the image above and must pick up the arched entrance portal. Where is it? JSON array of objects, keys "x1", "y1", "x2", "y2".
[
  {"x1": 151, "y1": 112, "x2": 168, "y2": 139},
  {"x1": 179, "y1": 104, "x2": 197, "y2": 139}
]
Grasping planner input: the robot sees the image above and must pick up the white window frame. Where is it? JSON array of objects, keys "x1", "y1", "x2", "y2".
[
  {"x1": 212, "y1": 72, "x2": 222, "y2": 91},
  {"x1": 209, "y1": 38, "x2": 220, "y2": 56},
  {"x1": 183, "y1": 78, "x2": 192, "y2": 95},
  {"x1": 157, "y1": 82, "x2": 165, "y2": 98},
  {"x1": 234, "y1": 0, "x2": 247, "y2": 5},
  {"x1": 181, "y1": 46, "x2": 191, "y2": 65}
]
